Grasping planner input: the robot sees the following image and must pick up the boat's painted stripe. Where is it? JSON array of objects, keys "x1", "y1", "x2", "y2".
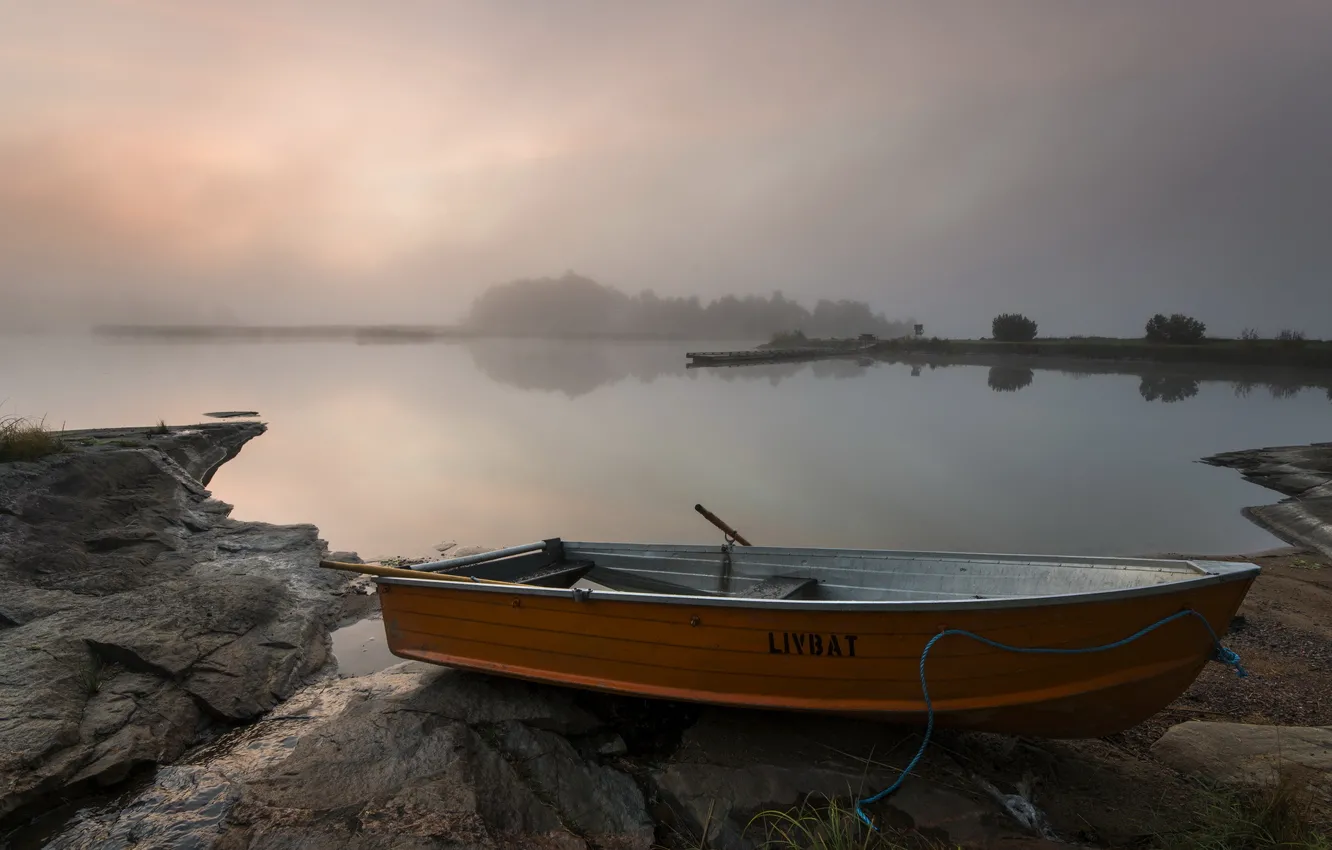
[{"x1": 385, "y1": 640, "x2": 1202, "y2": 714}]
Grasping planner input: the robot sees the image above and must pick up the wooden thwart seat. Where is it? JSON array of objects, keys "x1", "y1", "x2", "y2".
[
  {"x1": 514, "y1": 561, "x2": 594, "y2": 587},
  {"x1": 584, "y1": 566, "x2": 723, "y2": 596}
]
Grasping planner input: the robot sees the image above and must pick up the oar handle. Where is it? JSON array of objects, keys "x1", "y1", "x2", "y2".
[
  {"x1": 694, "y1": 503, "x2": 752, "y2": 546},
  {"x1": 318, "y1": 559, "x2": 521, "y2": 586}
]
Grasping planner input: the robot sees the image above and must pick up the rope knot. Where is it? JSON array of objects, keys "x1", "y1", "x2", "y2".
[{"x1": 1213, "y1": 645, "x2": 1247, "y2": 678}]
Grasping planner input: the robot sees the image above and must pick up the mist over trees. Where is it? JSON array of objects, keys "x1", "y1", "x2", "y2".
[{"x1": 465, "y1": 273, "x2": 913, "y2": 339}]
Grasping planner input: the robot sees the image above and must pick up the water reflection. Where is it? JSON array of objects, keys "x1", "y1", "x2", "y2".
[
  {"x1": 1138, "y1": 375, "x2": 1200, "y2": 403},
  {"x1": 465, "y1": 339, "x2": 687, "y2": 398},
  {"x1": 6, "y1": 333, "x2": 1330, "y2": 560},
  {"x1": 465, "y1": 338, "x2": 1332, "y2": 402},
  {"x1": 466, "y1": 339, "x2": 878, "y2": 395},
  {"x1": 1263, "y1": 379, "x2": 1305, "y2": 400},
  {"x1": 987, "y1": 366, "x2": 1034, "y2": 392}
]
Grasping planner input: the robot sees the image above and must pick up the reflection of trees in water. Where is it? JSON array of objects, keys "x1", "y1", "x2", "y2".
[
  {"x1": 469, "y1": 340, "x2": 879, "y2": 395},
  {"x1": 1233, "y1": 380, "x2": 1331, "y2": 401},
  {"x1": 710, "y1": 362, "x2": 807, "y2": 386},
  {"x1": 1264, "y1": 380, "x2": 1304, "y2": 400},
  {"x1": 468, "y1": 341, "x2": 1332, "y2": 402},
  {"x1": 711, "y1": 358, "x2": 873, "y2": 384},
  {"x1": 1139, "y1": 375, "x2": 1200, "y2": 402},
  {"x1": 809, "y1": 359, "x2": 873, "y2": 379},
  {"x1": 987, "y1": 366, "x2": 1034, "y2": 392},
  {"x1": 466, "y1": 340, "x2": 686, "y2": 398}
]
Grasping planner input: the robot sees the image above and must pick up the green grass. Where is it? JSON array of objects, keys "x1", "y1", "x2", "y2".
[
  {"x1": 1170, "y1": 775, "x2": 1330, "y2": 850},
  {"x1": 0, "y1": 415, "x2": 65, "y2": 462},
  {"x1": 146, "y1": 419, "x2": 170, "y2": 436}
]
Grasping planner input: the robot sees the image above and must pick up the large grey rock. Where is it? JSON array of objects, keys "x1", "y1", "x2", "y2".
[
  {"x1": 1152, "y1": 721, "x2": 1332, "y2": 792},
  {"x1": 50, "y1": 664, "x2": 654, "y2": 850},
  {"x1": 0, "y1": 424, "x2": 354, "y2": 821}
]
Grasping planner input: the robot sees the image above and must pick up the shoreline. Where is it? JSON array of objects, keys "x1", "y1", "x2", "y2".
[
  {"x1": 82, "y1": 326, "x2": 1332, "y2": 373},
  {"x1": 868, "y1": 336, "x2": 1332, "y2": 370}
]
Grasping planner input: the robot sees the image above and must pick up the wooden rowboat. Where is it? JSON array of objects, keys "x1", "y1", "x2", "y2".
[{"x1": 322, "y1": 538, "x2": 1257, "y2": 738}]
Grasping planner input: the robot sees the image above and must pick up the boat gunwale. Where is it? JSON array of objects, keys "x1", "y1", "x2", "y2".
[
  {"x1": 562, "y1": 541, "x2": 1223, "y2": 572},
  {"x1": 374, "y1": 542, "x2": 1260, "y2": 612}
]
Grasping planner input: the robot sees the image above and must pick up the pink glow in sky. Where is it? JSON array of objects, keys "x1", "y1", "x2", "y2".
[{"x1": 4, "y1": 1, "x2": 1331, "y2": 333}]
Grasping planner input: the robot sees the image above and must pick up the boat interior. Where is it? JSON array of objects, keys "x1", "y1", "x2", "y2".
[{"x1": 419, "y1": 538, "x2": 1226, "y2": 603}]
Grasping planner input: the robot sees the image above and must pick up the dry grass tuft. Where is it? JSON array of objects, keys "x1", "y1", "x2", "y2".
[
  {"x1": 744, "y1": 795, "x2": 957, "y2": 850},
  {"x1": 0, "y1": 415, "x2": 65, "y2": 462},
  {"x1": 1172, "y1": 773, "x2": 1330, "y2": 850}
]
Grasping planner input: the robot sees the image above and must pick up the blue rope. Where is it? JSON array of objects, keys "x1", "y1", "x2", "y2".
[{"x1": 854, "y1": 608, "x2": 1246, "y2": 828}]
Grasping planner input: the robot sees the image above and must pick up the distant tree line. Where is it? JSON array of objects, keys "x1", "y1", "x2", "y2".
[
  {"x1": 987, "y1": 310, "x2": 1315, "y2": 346},
  {"x1": 465, "y1": 273, "x2": 913, "y2": 339}
]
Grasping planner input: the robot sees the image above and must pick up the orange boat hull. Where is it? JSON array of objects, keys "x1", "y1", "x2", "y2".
[{"x1": 377, "y1": 574, "x2": 1252, "y2": 738}]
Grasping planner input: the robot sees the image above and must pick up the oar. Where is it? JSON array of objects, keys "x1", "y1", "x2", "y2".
[
  {"x1": 694, "y1": 503, "x2": 752, "y2": 546},
  {"x1": 318, "y1": 559, "x2": 525, "y2": 586}
]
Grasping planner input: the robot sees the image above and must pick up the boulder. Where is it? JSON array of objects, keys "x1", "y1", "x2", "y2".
[
  {"x1": 1152, "y1": 721, "x2": 1332, "y2": 792},
  {"x1": 48, "y1": 664, "x2": 655, "y2": 850},
  {"x1": 0, "y1": 424, "x2": 354, "y2": 822}
]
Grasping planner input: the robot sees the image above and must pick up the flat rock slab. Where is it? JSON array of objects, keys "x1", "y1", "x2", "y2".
[
  {"x1": 1152, "y1": 721, "x2": 1332, "y2": 793},
  {"x1": 1202, "y1": 444, "x2": 1332, "y2": 558},
  {"x1": 1245, "y1": 499, "x2": 1332, "y2": 560}
]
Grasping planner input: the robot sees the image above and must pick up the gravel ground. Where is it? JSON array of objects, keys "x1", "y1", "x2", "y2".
[{"x1": 1108, "y1": 549, "x2": 1332, "y2": 755}]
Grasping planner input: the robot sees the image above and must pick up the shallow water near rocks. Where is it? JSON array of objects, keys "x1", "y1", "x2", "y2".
[{"x1": 330, "y1": 614, "x2": 400, "y2": 676}]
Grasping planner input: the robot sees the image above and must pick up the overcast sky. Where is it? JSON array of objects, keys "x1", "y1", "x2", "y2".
[{"x1": 3, "y1": 1, "x2": 1330, "y2": 335}]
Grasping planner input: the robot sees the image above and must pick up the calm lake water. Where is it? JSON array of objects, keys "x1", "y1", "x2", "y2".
[{"x1": 4, "y1": 334, "x2": 1330, "y2": 559}]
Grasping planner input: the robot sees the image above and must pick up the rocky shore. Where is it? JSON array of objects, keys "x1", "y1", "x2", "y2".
[
  {"x1": 0, "y1": 425, "x2": 360, "y2": 828},
  {"x1": 1203, "y1": 443, "x2": 1332, "y2": 558},
  {"x1": 2, "y1": 426, "x2": 1329, "y2": 848}
]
